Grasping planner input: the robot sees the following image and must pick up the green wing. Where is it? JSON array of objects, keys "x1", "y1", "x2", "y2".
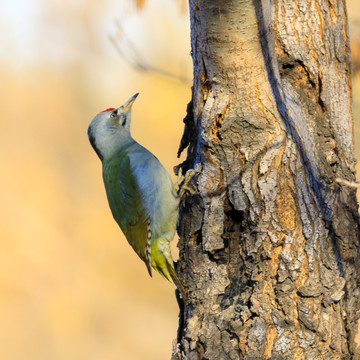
[{"x1": 102, "y1": 152, "x2": 152, "y2": 275}]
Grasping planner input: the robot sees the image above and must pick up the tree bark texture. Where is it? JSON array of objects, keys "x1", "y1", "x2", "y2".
[{"x1": 173, "y1": 0, "x2": 360, "y2": 359}]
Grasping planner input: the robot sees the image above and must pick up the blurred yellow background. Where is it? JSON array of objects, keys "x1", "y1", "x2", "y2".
[{"x1": 0, "y1": 1, "x2": 359, "y2": 359}]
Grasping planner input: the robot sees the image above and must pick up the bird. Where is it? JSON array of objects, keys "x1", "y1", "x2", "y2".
[{"x1": 87, "y1": 93, "x2": 185, "y2": 293}]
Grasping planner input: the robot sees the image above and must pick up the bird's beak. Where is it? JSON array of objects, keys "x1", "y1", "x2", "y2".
[{"x1": 119, "y1": 93, "x2": 139, "y2": 112}]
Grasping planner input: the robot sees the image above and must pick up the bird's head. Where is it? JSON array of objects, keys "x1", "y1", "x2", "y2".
[{"x1": 88, "y1": 93, "x2": 139, "y2": 161}]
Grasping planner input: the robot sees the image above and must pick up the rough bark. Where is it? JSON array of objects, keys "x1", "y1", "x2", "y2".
[{"x1": 172, "y1": 0, "x2": 360, "y2": 359}]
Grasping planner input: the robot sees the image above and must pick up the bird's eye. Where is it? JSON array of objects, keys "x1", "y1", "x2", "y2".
[{"x1": 110, "y1": 111, "x2": 118, "y2": 119}]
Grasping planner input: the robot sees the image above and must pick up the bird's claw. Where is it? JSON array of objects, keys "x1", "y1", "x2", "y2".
[{"x1": 174, "y1": 168, "x2": 199, "y2": 206}]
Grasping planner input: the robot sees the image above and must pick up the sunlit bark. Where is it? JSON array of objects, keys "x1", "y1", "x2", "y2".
[{"x1": 173, "y1": 1, "x2": 360, "y2": 359}]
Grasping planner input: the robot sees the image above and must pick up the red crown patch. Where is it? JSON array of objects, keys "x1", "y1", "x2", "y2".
[{"x1": 98, "y1": 107, "x2": 115, "y2": 114}]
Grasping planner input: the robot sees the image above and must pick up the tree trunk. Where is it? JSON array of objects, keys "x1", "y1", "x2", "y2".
[{"x1": 173, "y1": 0, "x2": 360, "y2": 359}]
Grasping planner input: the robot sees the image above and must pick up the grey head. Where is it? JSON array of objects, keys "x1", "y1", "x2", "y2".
[{"x1": 88, "y1": 93, "x2": 139, "y2": 161}]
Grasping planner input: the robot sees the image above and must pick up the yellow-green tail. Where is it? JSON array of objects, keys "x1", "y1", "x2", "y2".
[
  {"x1": 151, "y1": 241, "x2": 186, "y2": 300},
  {"x1": 166, "y1": 259, "x2": 187, "y2": 301}
]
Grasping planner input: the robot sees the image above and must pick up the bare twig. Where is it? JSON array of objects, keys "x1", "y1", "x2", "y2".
[
  {"x1": 109, "y1": 20, "x2": 191, "y2": 83},
  {"x1": 335, "y1": 178, "x2": 360, "y2": 188}
]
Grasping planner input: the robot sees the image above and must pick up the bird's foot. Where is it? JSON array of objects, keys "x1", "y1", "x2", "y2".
[{"x1": 174, "y1": 168, "x2": 199, "y2": 206}]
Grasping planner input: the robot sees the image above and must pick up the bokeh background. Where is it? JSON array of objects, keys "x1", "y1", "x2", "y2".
[{"x1": 0, "y1": 1, "x2": 359, "y2": 359}]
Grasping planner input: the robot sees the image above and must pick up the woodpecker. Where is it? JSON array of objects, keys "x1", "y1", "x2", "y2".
[{"x1": 87, "y1": 93, "x2": 184, "y2": 291}]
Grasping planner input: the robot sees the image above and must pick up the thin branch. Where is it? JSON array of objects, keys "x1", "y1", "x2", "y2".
[
  {"x1": 335, "y1": 178, "x2": 360, "y2": 188},
  {"x1": 109, "y1": 20, "x2": 191, "y2": 83}
]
